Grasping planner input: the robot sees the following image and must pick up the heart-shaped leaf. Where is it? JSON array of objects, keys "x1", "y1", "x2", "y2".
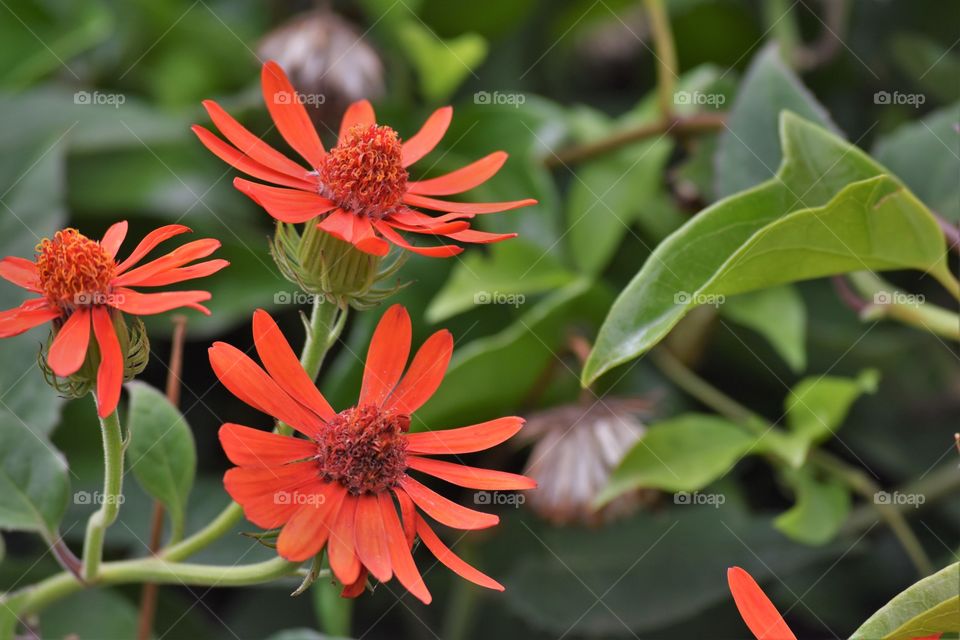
[
  {"x1": 126, "y1": 381, "x2": 196, "y2": 541},
  {"x1": 0, "y1": 420, "x2": 70, "y2": 538}
]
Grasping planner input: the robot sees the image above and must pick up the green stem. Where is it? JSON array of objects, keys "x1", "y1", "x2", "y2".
[
  {"x1": 847, "y1": 271, "x2": 960, "y2": 339},
  {"x1": 80, "y1": 407, "x2": 124, "y2": 581},
  {"x1": 165, "y1": 298, "x2": 347, "y2": 563},
  {"x1": 652, "y1": 347, "x2": 935, "y2": 576},
  {"x1": 643, "y1": 0, "x2": 678, "y2": 118},
  {"x1": 1, "y1": 557, "x2": 305, "y2": 621}
]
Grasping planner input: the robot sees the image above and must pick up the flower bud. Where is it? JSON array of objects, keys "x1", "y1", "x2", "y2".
[
  {"x1": 40, "y1": 310, "x2": 149, "y2": 398},
  {"x1": 271, "y1": 220, "x2": 406, "y2": 309}
]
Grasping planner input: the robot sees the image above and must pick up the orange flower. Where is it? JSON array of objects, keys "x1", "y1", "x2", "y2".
[
  {"x1": 211, "y1": 305, "x2": 535, "y2": 603},
  {"x1": 728, "y1": 567, "x2": 942, "y2": 640},
  {"x1": 193, "y1": 61, "x2": 536, "y2": 257},
  {"x1": 0, "y1": 223, "x2": 228, "y2": 417}
]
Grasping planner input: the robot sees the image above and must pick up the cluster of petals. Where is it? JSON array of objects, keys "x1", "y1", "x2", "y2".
[
  {"x1": 0, "y1": 222, "x2": 226, "y2": 416},
  {"x1": 212, "y1": 305, "x2": 535, "y2": 603},
  {"x1": 193, "y1": 61, "x2": 536, "y2": 258}
]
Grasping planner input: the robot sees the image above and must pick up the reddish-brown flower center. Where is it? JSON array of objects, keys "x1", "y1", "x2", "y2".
[
  {"x1": 315, "y1": 404, "x2": 410, "y2": 495},
  {"x1": 35, "y1": 229, "x2": 116, "y2": 308},
  {"x1": 318, "y1": 124, "x2": 408, "y2": 219}
]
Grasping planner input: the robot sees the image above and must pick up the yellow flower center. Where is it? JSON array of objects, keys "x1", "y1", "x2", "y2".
[
  {"x1": 35, "y1": 229, "x2": 116, "y2": 307},
  {"x1": 318, "y1": 124, "x2": 408, "y2": 219}
]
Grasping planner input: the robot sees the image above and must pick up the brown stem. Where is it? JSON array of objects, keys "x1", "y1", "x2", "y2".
[
  {"x1": 545, "y1": 113, "x2": 726, "y2": 168},
  {"x1": 49, "y1": 536, "x2": 84, "y2": 582},
  {"x1": 136, "y1": 315, "x2": 187, "y2": 640}
]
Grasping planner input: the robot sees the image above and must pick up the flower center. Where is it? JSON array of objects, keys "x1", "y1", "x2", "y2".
[
  {"x1": 318, "y1": 124, "x2": 408, "y2": 219},
  {"x1": 35, "y1": 229, "x2": 116, "y2": 308},
  {"x1": 315, "y1": 404, "x2": 409, "y2": 495}
]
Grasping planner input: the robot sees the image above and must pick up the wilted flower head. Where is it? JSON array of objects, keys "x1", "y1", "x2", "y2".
[
  {"x1": 521, "y1": 397, "x2": 651, "y2": 525},
  {"x1": 0, "y1": 222, "x2": 227, "y2": 417},
  {"x1": 259, "y1": 9, "x2": 385, "y2": 127}
]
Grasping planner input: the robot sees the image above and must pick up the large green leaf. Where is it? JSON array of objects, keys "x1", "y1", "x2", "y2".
[
  {"x1": 39, "y1": 588, "x2": 141, "y2": 639},
  {"x1": 583, "y1": 113, "x2": 951, "y2": 385},
  {"x1": 425, "y1": 239, "x2": 575, "y2": 323},
  {"x1": 0, "y1": 420, "x2": 70, "y2": 538},
  {"x1": 873, "y1": 102, "x2": 960, "y2": 221},
  {"x1": 720, "y1": 285, "x2": 807, "y2": 372},
  {"x1": 597, "y1": 414, "x2": 756, "y2": 504},
  {"x1": 715, "y1": 44, "x2": 837, "y2": 198},
  {"x1": 851, "y1": 562, "x2": 960, "y2": 640},
  {"x1": 773, "y1": 468, "x2": 850, "y2": 546},
  {"x1": 125, "y1": 381, "x2": 196, "y2": 541}
]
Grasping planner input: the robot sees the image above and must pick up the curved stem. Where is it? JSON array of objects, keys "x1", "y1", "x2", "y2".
[
  {"x1": 80, "y1": 406, "x2": 125, "y2": 581},
  {"x1": 652, "y1": 346, "x2": 935, "y2": 576},
  {"x1": 160, "y1": 501, "x2": 244, "y2": 562},
  {"x1": 847, "y1": 271, "x2": 960, "y2": 338},
  {"x1": 546, "y1": 113, "x2": 725, "y2": 167},
  {"x1": 644, "y1": 0, "x2": 678, "y2": 118},
  {"x1": 1, "y1": 557, "x2": 306, "y2": 621}
]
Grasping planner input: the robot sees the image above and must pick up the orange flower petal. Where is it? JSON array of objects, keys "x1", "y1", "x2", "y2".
[
  {"x1": 383, "y1": 329, "x2": 453, "y2": 415},
  {"x1": 47, "y1": 307, "x2": 91, "y2": 377},
  {"x1": 403, "y1": 193, "x2": 538, "y2": 215},
  {"x1": 401, "y1": 106, "x2": 452, "y2": 167},
  {"x1": 252, "y1": 309, "x2": 336, "y2": 422},
  {"x1": 218, "y1": 423, "x2": 316, "y2": 467},
  {"x1": 114, "y1": 224, "x2": 191, "y2": 273},
  {"x1": 0, "y1": 257, "x2": 41, "y2": 292},
  {"x1": 92, "y1": 306, "x2": 123, "y2": 418},
  {"x1": 359, "y1": 305, "x2": 411, "y2": 407},
  {"x1": 328, "y1": 496, "x2": 363, "y2": 586},
  {"x1": 727, "y1": 567, "x2": 798, "y2": 640},
  {"x1": 99, "y1": 221, "x2": 128, "y2": 258},
  {"x1": 415, "y1": 515, "x2": 503, "y2": 591},
  {"x1": 338, "y1": 100, "x2": 376, "y2": 140},
  {"x1": 379, "y1": 492, "x2": 431, "y2": 604},
  {"x1": 354, "y1": 494, "x2": 392, "y2": 583},
  {"x1": 407, "y1": 151, "x2": 508, "y2": 196},
  {"x1": 404, "y1": 417, "x2": 525, "y2": 455},
  {"x1": 398, "y1": 475, "x2": 498, "y2": 530},
  {"x1": 277, "y1": 482, "x2": 346, "y2": 562},
  {"x1": 192, "y1": 125, "x2": 317, "y2": 190},
  {"x1": 202, "y1": 99, "x2": 310, "y2": 179},
  {"x1": 0, "y1": 299, "x2": 60, "y2": 338},
  {"x1": 233, "y1": 178, "x2": 337, "y2": 224},
  {"x1": 406, "y1": 456, "x2": 536, "y2": 491},
  {"x1": 110, "y1": 288, "x2": 212, "y2": 316},
  {"x1": 261, "y1": 61, "x2": 326, "y2": 169}
]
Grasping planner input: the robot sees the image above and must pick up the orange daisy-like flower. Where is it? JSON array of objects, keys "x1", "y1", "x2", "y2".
[
  {"x1": 0, "y1": 222, "x2": 228, "y2": 417},
  {"x1": 211, "y1": 305, "x2": 535, "y2": 603},
  {"x1": 727, "y1": 567, "x2": 942, "y2": 640},
  {"x1": 192, "y1": 61, "x2": 536, "y2": 258}
]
